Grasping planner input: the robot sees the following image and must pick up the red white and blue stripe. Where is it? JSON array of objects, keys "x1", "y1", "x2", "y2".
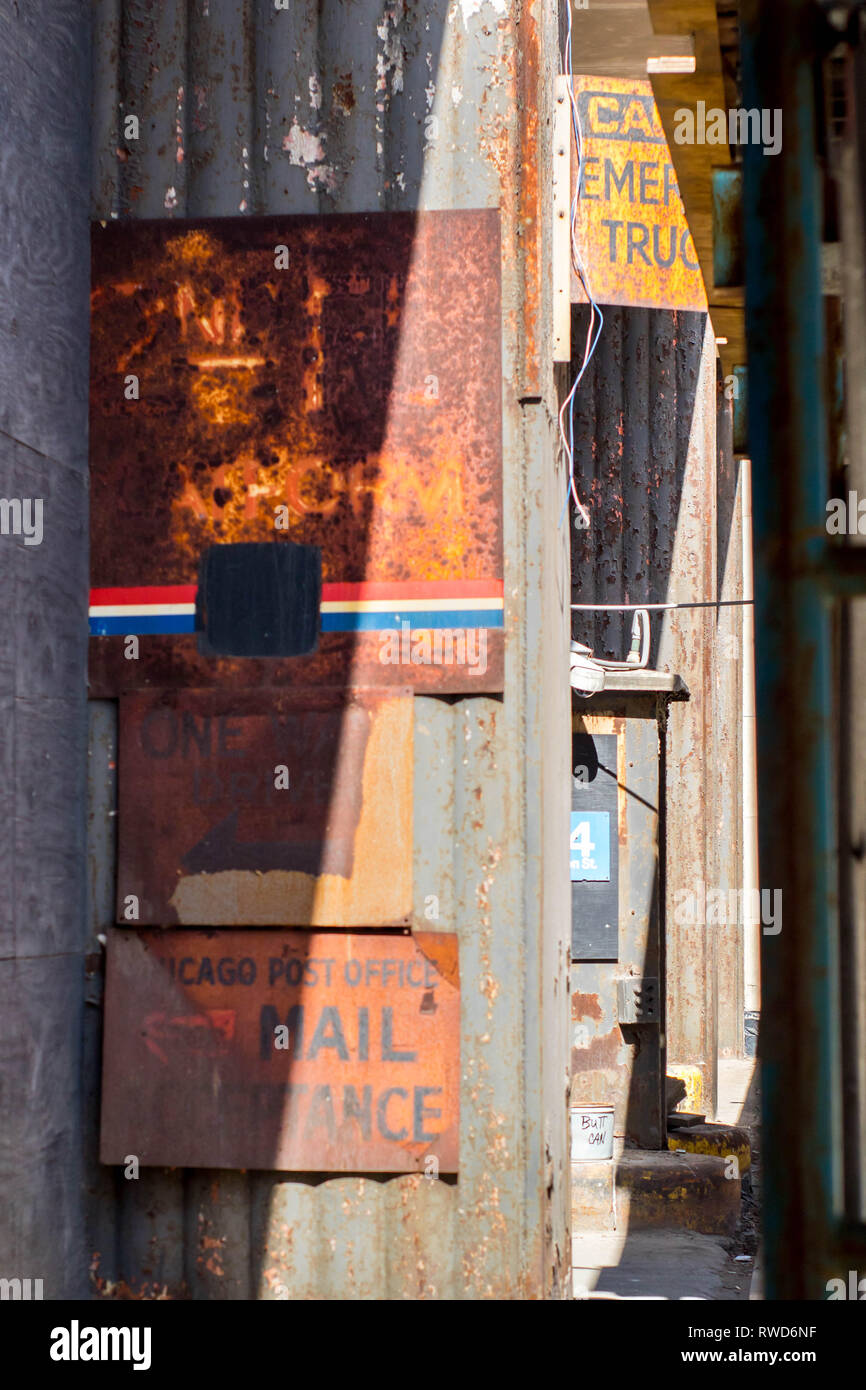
[
  {"x1": 89, "y1": 585, "x2": 198, "y2": 635},
  {"x1": 89, "y1": 580, "x2": 504, "y2": 636}
]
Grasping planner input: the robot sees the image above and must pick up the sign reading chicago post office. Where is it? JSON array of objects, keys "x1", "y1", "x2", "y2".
[{"x1": 101, "y1": 930, "x2": 460, "y2": 1174}]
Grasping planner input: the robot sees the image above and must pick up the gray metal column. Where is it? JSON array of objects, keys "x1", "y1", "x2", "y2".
[{"x1": 0, "y1": 0, "x2": 92, "y2": 1298}]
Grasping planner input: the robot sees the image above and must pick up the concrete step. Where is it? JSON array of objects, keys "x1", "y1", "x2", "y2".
[
  {"x1": 667, "y1": 1111, "x2": 706, "y2": 1129},
  {"x1": 572, "y1": 1147, "x2": 741, "y2": 1236},
  {"x1": 667, "y1": 1122, "x2": 751, "y2": 1175}
]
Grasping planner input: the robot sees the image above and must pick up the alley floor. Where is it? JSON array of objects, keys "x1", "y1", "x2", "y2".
[{"x1": 573, "y1": 1060, "x2": 761, "y2": 1300}]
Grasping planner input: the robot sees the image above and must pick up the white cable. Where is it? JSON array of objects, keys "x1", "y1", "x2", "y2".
[
  {"x1": 558, "y1": 0, "x2": 603, "y2": 531},
  {"x1": 571, "y1": 600, "x2": 754, "y2": 610}
]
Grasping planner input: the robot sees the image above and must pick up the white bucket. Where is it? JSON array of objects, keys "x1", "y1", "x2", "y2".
[{"x1": 570, "y1": 1104, "x2": 615, "y2": 1161}]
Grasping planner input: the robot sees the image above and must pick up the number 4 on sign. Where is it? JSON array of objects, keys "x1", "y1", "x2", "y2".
[{"x1": 570, "y1": 821, "x2": 595, "y2": 860}]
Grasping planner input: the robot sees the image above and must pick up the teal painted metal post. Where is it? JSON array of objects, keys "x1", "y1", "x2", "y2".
[{"x1": 740, "y1": 0, "x2": 842, "y2": 1298}]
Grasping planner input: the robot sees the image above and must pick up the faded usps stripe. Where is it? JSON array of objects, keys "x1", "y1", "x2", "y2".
[{"x1": 89, "y1": 579, "x2": 504, "y2": 636}]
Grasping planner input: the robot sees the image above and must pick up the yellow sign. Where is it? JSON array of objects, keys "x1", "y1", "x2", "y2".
[{"x1": 570, "y1": 77, "x2": 707, "y2": 312}]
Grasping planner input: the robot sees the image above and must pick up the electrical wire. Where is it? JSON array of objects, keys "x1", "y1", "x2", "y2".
[
  {"x1": 571, "y1": 600, "x2": 755, "y2": 610},
  {"x1": 558, "y1": 0, "x2": 604, "y2": 530}
]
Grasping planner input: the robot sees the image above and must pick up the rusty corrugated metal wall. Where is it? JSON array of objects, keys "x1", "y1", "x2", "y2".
[
  {"x1": 570, "y1": 304, "x2": 744, "y2": 1115},
  {"x1": 81, "y1": 0, "x2": 571, "y2": 1299}
]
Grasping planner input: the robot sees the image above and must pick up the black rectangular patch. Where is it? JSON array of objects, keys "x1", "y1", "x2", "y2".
[{"x1": 197, "y1": 541, "x2": 321, "y2": 658}]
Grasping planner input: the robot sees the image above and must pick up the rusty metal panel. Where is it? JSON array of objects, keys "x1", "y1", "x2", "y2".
[
  {"x1": 118, "y1": 688, "x2": 412, "y2": 926},
  {"x1": 100, "y1": 929, "x2": 459, "y2": 1173},
  {"x1": 89, "y1": 211, "x2": 504, "y2": 695},
  {"x1": 570, "y1": 77, "x2": 707, "y2": 312}
]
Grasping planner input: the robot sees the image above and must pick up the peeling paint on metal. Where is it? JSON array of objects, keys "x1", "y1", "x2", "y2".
[{"x1": 458, "y1": 0, "x2": 508, "y2": 30}]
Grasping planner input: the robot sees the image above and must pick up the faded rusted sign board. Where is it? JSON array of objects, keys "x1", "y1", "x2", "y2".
[
  {"x1": 89, "y1": 212, "x2": 503, "y2": 695},
  {"x1": 100, "y1": 930, "x2": 459, "y2": 1173},
  {"x1": 570, "y1": 78, "x2": 707, "y2": 312},
  {"x1": 117, "y1": 689, "x2": 412, "y2": 926}
]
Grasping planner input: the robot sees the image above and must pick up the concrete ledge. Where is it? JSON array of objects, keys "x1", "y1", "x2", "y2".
[
  {"x1": 616, "y1": 1151, "x2": 740, "y2": 1236},
  {"x1": 593, "y1": 670, "x2": 689, "y2": 697},
  {"x1": 668, "y1": 1123, "x2": 751, "y2": 1175},
  {"x1": 572, "y1": 1148, "x2": 741, "y2": 1237}
]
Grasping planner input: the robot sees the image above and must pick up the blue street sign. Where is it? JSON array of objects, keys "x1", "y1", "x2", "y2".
[{"x1": 570, "y1": 810, "x2": 611, "y2": 881}]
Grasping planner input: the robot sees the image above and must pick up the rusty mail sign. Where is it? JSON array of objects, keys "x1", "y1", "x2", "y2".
[
  {"x1": 117, "y1": 688, "x2": 413, "y2": 927},
  {"x1": 100, "y1": 930, "x2": 459, "y2": 1173},
  {"x1": 571, "y1": 77, "x2": 707, "y2": 312},
  {"x1": 89, "y1": 211, "x2": 504, "y2": 695}
]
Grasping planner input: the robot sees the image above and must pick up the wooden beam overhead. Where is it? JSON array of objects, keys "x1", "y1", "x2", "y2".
[
  {"x1": 569, "y1": 0, "x2": 693, "y2": 79},
  {"x1": 646, "y1": 0, "x2": 746, "y2": 374}
]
